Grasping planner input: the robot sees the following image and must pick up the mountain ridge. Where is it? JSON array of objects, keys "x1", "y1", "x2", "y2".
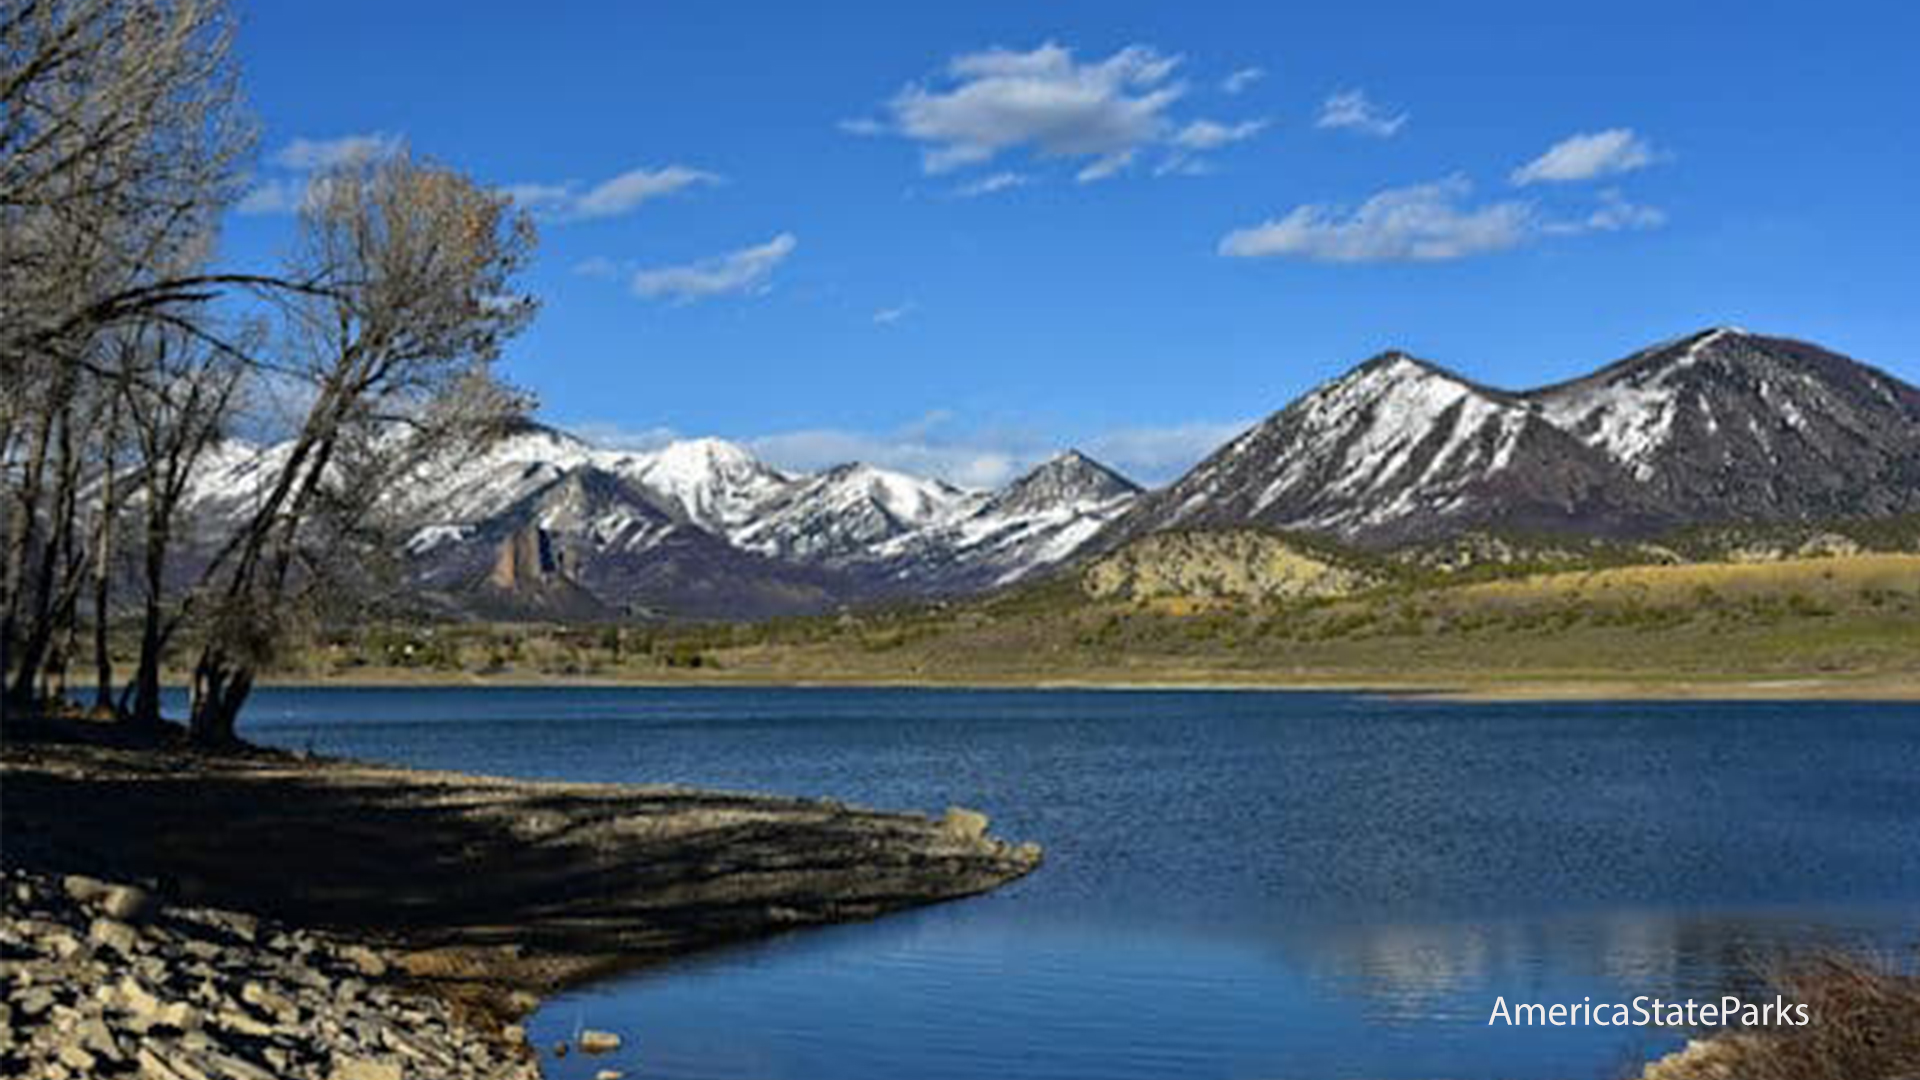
[
  {"x1": 178, "y1": 327, "x2": 1918, "y2": 618},
  {"x1": 1099, "y1": 327, "x2": 1920, "y2": 551}
]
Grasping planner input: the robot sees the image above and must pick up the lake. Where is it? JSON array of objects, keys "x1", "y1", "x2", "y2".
[{"x1": 230, "y1": 686, "x2": 1920, "y2": 1080}]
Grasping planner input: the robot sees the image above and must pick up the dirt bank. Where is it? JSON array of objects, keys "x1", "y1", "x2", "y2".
[{"x1": 0, "y1": 725, "x2": 1041, "y2": 1077}]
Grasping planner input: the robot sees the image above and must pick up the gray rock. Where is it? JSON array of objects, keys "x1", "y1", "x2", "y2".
[
  {"x1": 215, "y1": 1008, "x2": 275, "y2": 1038},
  {"x1": 240, "y1": 981, "x2": 298, "y2": 1024},
  {"x1": 339, "y1": 944, "x2": 389, "y2": 978},
  {"x1": 76, "y1": 1015, "x2": 121, "y2": 1060},
  {"x1": 61, "y1": 875, "x2": 111, "y2": 906},
  {"x1": 120, "y1": 975, "x2": 197, "y2": 1031},
  {"x1": 331, "y1": 1056, "x2": 404, "y2": 1080},
  {"x1": 941, "y1": 806, "x2": 990, "y2": 842},
  {"x1": 88, "y1": 916, "x2": 139, "y2": 955},
  {"x1": 202, "y1": 1048, "x2": 277, "y2": 1080},
  {"x1": 16, "y1": 987, "x2": 54, "y2": 1018},
  {"x1": 579, "y1": 1029, "x2": 622, "y2": 1054},
  {"x1": 101, "y1": 884, "x2": 156, "y2": 923}
]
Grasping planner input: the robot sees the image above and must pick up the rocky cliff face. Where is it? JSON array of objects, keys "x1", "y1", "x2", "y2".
[
  {"x1": 487, "y1": 523, "x2": 562, "y2": 591},
  {"x1": 473, "y1": 521, "x2": 607, "y2": 620}
]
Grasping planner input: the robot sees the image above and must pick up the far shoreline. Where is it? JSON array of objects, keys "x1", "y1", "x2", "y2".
[{"x1": 119, "y1": 669, "x2": 1920, "y2": 703}]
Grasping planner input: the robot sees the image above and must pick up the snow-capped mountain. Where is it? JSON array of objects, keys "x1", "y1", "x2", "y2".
[
  {"x1": 980, "y1": 450, "x2": 1139, "y2": 517},
  {"x1": 1104, "y1": 351, "x2": 1662, "y2": 547},
  {"x1": 394, "y1": 422, "x2": 610, "y2": 534},
  {"x1": 861, "y1": 452, "x2": 1143, "y2": 591},
  {"x1": 730, "y1": 462, "x2": 982, "y2": 566},
  {"x1": 1531, "y1": 328, "x2": 1920, "y2": 520},
  {"x1": 1103, "y1": 328, "x2": 1920, "y2": 549},
  {"x1": 174, "y1": 327, "x2": 1916, "y2": 617},
  {"x1": 179, "y1": 421, "x2": 1141, "y2": 617},
  {"x1": 609, "y1": 437, "x2": 793, "y2": 535}
]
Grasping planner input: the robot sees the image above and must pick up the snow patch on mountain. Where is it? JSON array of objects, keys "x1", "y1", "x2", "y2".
[
  {"x1": 609, "y1": 437, "x2": 791, "y2": 535},
  {"x1": 731, "y1": 462, "x2": 982, "y2": 565}
]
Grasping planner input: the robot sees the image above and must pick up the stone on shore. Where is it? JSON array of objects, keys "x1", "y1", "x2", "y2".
[
  {"x1": 579, "y1": 1028, "x2": 623, "y2": 1053},
  {"x1": 2, "y1": 868, "x2": 541, "y2": 1080},
  {"x1": 942, "y1": 805, "x2": 990, "y2": 841}
]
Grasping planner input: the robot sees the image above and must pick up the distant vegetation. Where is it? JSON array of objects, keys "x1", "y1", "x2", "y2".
[{"x1": 175, "y1": 518, "x2": 1920, "y2": 694}]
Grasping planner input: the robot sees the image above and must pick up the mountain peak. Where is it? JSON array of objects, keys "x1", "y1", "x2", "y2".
[
  {"x1": 986, "y1": 450, "x2": 1141, "y2": 517},
  {"x1": 1354, "y1": 348, "x2": 1440, "y2": 375},
  {"x1": 643, "y1": 435, "x2": 764, "y2": 472},
  {"x1": 618, "y1": 435, "x2": 789, "y2": 533},
  {"x1": 1337, "y1": 350, "x2": 1507, "y2": 401},
  {"x1": 1529, "y1": 329, "x2": 1920, "y2": 511}
]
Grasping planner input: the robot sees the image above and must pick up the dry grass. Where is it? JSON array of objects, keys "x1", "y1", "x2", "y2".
[
  {"x1": 1460, "y1": 553, "x2": 1920, "y2": 607},
  {"x1": 1643, "y1": 952, "x2": 1920, "y2": 1080}
]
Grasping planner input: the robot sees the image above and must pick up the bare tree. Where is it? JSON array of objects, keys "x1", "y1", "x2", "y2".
[
  {"x1": 117, "y1": 325, "x2": 243, "y2": 726},
  {"x1": 2, "y1": 3, "x2": 538, "y2": 741},
  {"x1": 185, "y1": 150, "x2": 536, "y2": 744},
  {"x1": 1, "y1": 0, "x2": 251, "y2": 716}
]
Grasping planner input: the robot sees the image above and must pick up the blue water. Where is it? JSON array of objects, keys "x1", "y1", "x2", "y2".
[{"x1": 223, "y1": 687, "x2": 1920, "y2": 1080}]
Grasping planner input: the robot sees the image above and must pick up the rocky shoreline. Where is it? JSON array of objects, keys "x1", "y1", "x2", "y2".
[
  {"x1": 1, "y1": 729, "x2": 1042, "y2": 1079},
  {"x1": 4, "y1": 867, "x2": 540, "y2": 1079}
]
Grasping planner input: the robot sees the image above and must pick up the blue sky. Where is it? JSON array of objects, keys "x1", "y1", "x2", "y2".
[{"x1": 222, "y1": 0, "x2": 1919, "y2": 486}]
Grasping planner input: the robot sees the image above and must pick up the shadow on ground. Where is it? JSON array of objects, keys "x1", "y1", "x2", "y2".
[{"x1": 1, "y1": 732, "x2": 1039, "y2": 993}]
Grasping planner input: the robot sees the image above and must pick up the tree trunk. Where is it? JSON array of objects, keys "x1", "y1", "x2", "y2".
[
  {"x1": 92, "y1": 402, "x2": 119, "y2": 716},
  {"x1": 7, "y1": 404, "x2": 77, "y2": 706},
  {"x1": 130, "y1": 613, "x2": 166, "y2": 728},
  {"x1": 188, "y1": 648, "x2": 250, "y2": 747},
  {"x1": 1, "y1": 401, "x2": 57, "y2": 711}
]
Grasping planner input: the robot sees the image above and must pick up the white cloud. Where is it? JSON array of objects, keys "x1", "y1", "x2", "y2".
[
  {"x1": 1511, "y1": 128, "x2": 1657, "y2": 185},
  {"x1": 1582, "y1": 189, "x2": 1666, "y2": 231},
  {"x1": 1075, "y1": 149, "x2": 1137, "y2": 183},
  {"x1": 954, "y1": 171, "x2": 1030, "y2": 197},
  {"x1": 872, "y1": 303, "x2": 915, "y2": 325},
  {"x1": 567, "y1": 422, "x2": 683, "y2": 452},
  {"x1": 856, "y1": 42, "x2": 1187, "y2": 179},
  {"x1": 1154, "y1": 156, "x2": 1216, "y2": 178},
  {"x1": 1542, "y1": 188, "x2": 1668, "y2": 234},
  {"x1": 570, "y1": 256, "x2": 625, "y2": 279},
  {"x1": 235, "y1": 178, "x2": 306, "y2": 216},
  {"x1": 1219, "y1": 176, "x2": 1534, "y2": 262},
  {"x1": 499, "y1": 182, "x2": 575, "y2": 214},
  {"x1": 852, "y1": 44, "x2": 1274, "y2": 186},
  {"x1": 1082, "y1": 419, "x2": 1253, "y2": 484},
  {"x1": 1221, "y1": 67, "x2": 1265, "y2": 95},
  {"x1": 1314, "y1": 89, "x2": 1407, "y2": 137},
  {"x1": 1172, "y1": 118, "x2": 1268, "y2": 150},
  {"x1": 748, "y1": 424, "x2": 1022, "y2": 489},
  {"x1": 238, "y1": 132, "x2": 403, "y2": 215},
  {"x1": 270, "y1": 133, "x2": 402, "y2": 171},
  {"x1": 505, "y1": 164, "x2": 718, "y2": 221},
  {"x1": 751, "y1": 414, "x2": 1249, "y2": 488},
  {"x1": 631, "y1": 232, "x2": 797, "y2": 302}
]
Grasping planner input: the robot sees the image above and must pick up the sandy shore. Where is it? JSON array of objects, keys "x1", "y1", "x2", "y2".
[
  {"x1": 1, "y1": 725, "x2": 1041, "y2": 1077},
  {"x1": 216, "y1": 667, "x2": 1920, "y2": 701}
]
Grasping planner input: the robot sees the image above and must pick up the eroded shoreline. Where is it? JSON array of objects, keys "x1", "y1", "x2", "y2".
[{"x1": 0, "y1": 729, "x2": 1041, "y2": 1078}]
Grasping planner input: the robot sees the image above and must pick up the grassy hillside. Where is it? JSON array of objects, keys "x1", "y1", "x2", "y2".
[{"x1": 202, "y1": 532, "x2": 1920, "y2": 697}]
